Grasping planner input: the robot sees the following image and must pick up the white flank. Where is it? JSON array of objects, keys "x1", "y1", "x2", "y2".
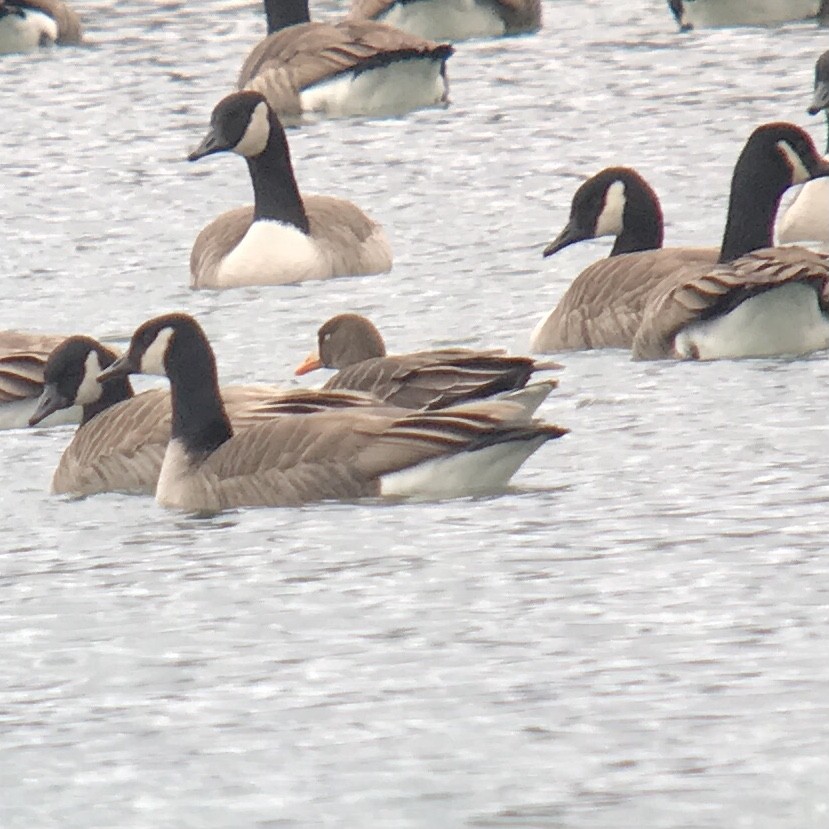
[
  {"x1": 0, "y1": 10, "x2": 58, "y2": 54},
  {"x1": 378, "y1": 0, "x2": 505, "y2": 40},
  {"x1": 528, "y1": 308, "x2": 559, "y2": 354},
  {"x1": 677, "y1": 0, "x2": 817, "y2": 27},
  {"x1": 380, "y1": 436, "x2": 549, "y2": 498},
  {"x1": 778, "y1": 179, "x2": 829, "y2": 244},
  {"x1": 216, "y1": 220, "x2": 328, "y2": 287},
  {"x1": 674, "y1": 282, "x2": 829, "y2": 360},
  {"x1": 594, "y1": 180, "x2": 627, "y2": 238},
  {"x1": 299, "y1": 58, "x2": 447, "y2": 119},
  {"x1": 140, "y1": 328, "x2": 174, "y2": 376},
  {"x1": 777, "y1": 141, "x2": 812, "y2": 186},
  {"x1": 74, "y1": 351, "x2": 105, "y2": 406},
  {"x1": 234, "y1": 102, "x2": 270, "y2": 157},
  {"x1": 0, "y1": 399, "x2": 81, "y2": 430}
]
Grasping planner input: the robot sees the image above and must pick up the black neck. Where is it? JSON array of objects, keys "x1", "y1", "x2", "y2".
[
  {"x1": 82, "y1": 375, "x2": 134, "y2": 425},
  {"x1": 264, "y1": 0, "x2": 310, "y2": 33},
  {"x1": 824, "y1": 111, "x2": 829, "y2": 153},
  {"x1": 247, "y1": 112, "x2": 309, "y2": 232},
  {"x1": 610, "y1": 191, "x2": 663, "y2": 255},
  {"x1": 166, "y1": 326, "x2": 233, "y2": 456}
]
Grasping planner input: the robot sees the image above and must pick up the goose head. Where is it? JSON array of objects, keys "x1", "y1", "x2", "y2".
[
  {"x1": 295, "y1": 314, "x2": 387, "y2": 375},
  {"x1": 808, "y1": 50, "x2": 829, "y2": 116},
  {"x1": 188, "y1": 91, "x2": 274, "y2": 162}
]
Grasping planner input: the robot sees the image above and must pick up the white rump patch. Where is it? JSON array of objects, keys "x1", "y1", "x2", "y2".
[
  {"x1": 777, "y1": 141, "x2": 812, "y2": 186},
  {"x1": 378, "y1": 0, "x2": 505, "y2": 40},
  {"x1": 234, "y1": 102, "x2": 270, "y2": 158},
  {"x1": 674, "y1": 282, "x2": 829, "y2": 360},
  {"x1": 140, "y1": 328, "x2": 174, "y2": 376},
  {"x1": 777, "y1": 179, "x2": 829, "y2": 244},
  {"x1": 0, "y1": 9, "x2": 58, "y2": 54},
  {"x1": 594, "y1": 180, "x2": 626, "y2": 238},
  {"x1": 75, "y1": 351, "x2": 105, "y2": 406}
]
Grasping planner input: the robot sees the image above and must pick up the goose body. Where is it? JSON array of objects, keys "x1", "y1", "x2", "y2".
[
  {"x1": 535, "y1": 125, "x2": 829, "y2": 360},
  {"x1": 238, "y1": 0, "x2": 452, "y2": 121},
  {"x1": 296, "y1": 313, "x2": 560, "y2": 410},
  {"x1": 189, "y1": 91, "x2": 392, "y2": 289},
  {"x1": 98, "y1": 314, "x2": 567, "y2": 513},
  {"x1": 348, "y1": 0, "x2": 541, "y2": 41},
  {"x1": 0, "y1": 0, "x2": 81, "y2": 53},
  {"x1": 668, "y1": 0, "x2": 818, "y2": 30}
]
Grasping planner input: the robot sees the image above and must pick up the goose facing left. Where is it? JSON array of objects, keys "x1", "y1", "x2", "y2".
[
  {"x1": 188, "y1": 90, "x2": 393, "y2": 289},
  {"x1": 98, "y1": 313, "x2": 568, "y2": 513},
  {"x1": 0, "y1": 0, "x2": 82, "y2": 54}
]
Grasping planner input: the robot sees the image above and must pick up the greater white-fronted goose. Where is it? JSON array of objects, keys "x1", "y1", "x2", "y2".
[
  {"x1": 347, "y1": 0, "x2": 541, "y2": 41},
  {"x1": 238, "y1": 0, "x2": 453, "y2": 121},
  {"x1": 778, "y1": 50, "x2": 829, "y2": 244},
  {"x1": 0, "y1": 0, "x2": 82, "y2": 53},
  {"x1": 188, "y1": 90, "x2": 393, "y2": 289},
  {"x1": 532, "y1": 167, "x2": 717, "y2": 352},
  {"x1": 97, "y1": 313, "x2": 567, "y2": 512},
  {"x1": 668, "y1": 0, "x2": 819, "y2": 30},
  {"x1": 29, "y1": 335, "x2": 382, "y2": 497},
  {"x1": 296, "y1": 313, "x2": 560, "y2": 410}
]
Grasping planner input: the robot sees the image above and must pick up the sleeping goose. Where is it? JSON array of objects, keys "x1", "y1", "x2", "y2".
[
  {"x1": 347, "y1": 0, "x2": 541, "y2": 41},
  {"x1": 0, "y1": 0, "x2": 82, "y2": 54},
  {"x1": 533, "y1": 123, "x2": 829, "y2": 358},
  {"x1": 238, "y1": 0, "x2": 453, "y2": 121},
  {"x1": 295, "y1": 312, "x2": 560, "y2": 411},
  {"x1": 188, "y1": 90, "x2": 393, "y2": 289},
  {"x1": 778, "y1": 50, "x2": 829, "y2": 245},
  {"x1": 667, "y1": 0, "x2": 819, "y2": 30},
  {"x1": 532, "y1": 167, "x2": 718, "y2": 351},
  {"x1": 97, "y1": 313, "x2": 568, "y2": 512},
  {"x1": 29, "y1": 335, "x2": 383, "y2": 497}
]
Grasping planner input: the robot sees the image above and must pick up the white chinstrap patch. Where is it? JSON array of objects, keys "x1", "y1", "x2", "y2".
[
  {"x1": 75, "y1": 351, "x2": 105, "y2": 406},
  {"x1": 140, "y1": 328, "x2": 174, "y2": 376},
  {"x1": 0, "y1": 9, "x2": 58, "y2": 54},
  {"x1": 777, "y1": 140, "x2": 813, "y2": 186},
  {"x1": 233, "y1": 102, "x2": 270, "y2": 157},
  {"x1": 378, "y1": 0, "x2": 505, "y2": 40},
  {"x1": 594, "y1": 180, "x2": 626, "y2": 238}
]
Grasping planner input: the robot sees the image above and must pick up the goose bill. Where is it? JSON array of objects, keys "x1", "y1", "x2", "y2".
[
  {"x1": 294, "y1": 352, "x2": 323, "y2": 376},
  {"x1": 28, "y1": 384, "x2": 70, "y2": 427}
]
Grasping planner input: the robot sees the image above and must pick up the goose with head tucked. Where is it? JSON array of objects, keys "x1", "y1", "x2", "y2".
[
  {"x1": 97, "y1": 313, "x2": 567, "y2": 513},
  {"x1": 29, "y1": 335, "x2": 383, "y2": 497},
  {"x1": 188, "y1": 90, "x2": 393, "y2": 289},
  {"x1": 667, "y1": 0, "x2": 819, "y2": 30},
  {"x1": 238, "y1": 0, "x2": 453, "y2": 121},
  {"x1": 0, "y1": 0, "x2": 82, "y2": 54},
  {"x1": 296, "y1": 312, "x2": 560, "y2": 411},
  {"x1": 534, "y1": 123, "x2": 829, "y2": 360},
  {"x1": 347, "y1": 0, "x2": 541, "y2": 41}
]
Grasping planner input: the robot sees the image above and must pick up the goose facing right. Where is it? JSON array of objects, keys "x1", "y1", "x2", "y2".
[
  {"x1": 0, "y1": 0, "x2": 82, "y2": 54},
  {"x1": 97, "y1": 313, "x2": 568, "y2": 512},
  {"x1": 188, "y1": 90, "x2": 393, "y2": 289}
]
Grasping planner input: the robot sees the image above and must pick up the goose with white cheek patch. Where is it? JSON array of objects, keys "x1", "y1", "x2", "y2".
[
  {"x1": 535, "y1": 123, "x2": 829, "y2": 360},
  {"x1": 29, "y1": 335, "x2": 384, "y2": 497},
  {"x1": 347, "y1": 0, "x2": 541, "y2": 41},
  {"x1": 188, "y1": 90, "x2": 393, "y2": 289},
  {"x1": 296, "y1": 312, "x2": 560, "y2": 413},
  {"x1": 238, "y1": 0, "x2": 453, "y2": 121},
  {"x1": 667, "y1": 0, "x2": 819, "y2": 30},
  {"x1": 778, "y1": 50, "x2": 829, "y2": 245},
  {"x1": 97, "y1": 313, "x2": 568, "y2": 513},
  {"x1": 0, "y1": 0, "x2": 82, "y2": 54}
]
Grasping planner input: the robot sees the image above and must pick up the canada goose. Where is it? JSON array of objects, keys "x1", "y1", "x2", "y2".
[
  {"x1": 238, "y1": 0, "x2": 453, "y2": 121},
  {"x1": 29, "y1": 335, "x2": 383, "y2": 496},
  {"x1": 535, "y1": 124, "x2": 829, "y2": 360},
  {"x1": 0, "y1": 0, "x2": 81, "y2": 53},
  {"x1": 531, "y1": 167, "x2": 718, "y2": 351},
  {"x1": 668, "y1": 0, "x2": 819, "y2": 30},
  {"x1": 295, "y1": 312, "x2": 560, "y2": 410},
  {"x1": 188, "y1": 90, "x2": 393, "y2": 289},
  {"x1": 0, "y1": 329, "x2": 81, "y2": 428},
  {"x1": 347, "y1": 0, "x2": 541, "y2": 41},
  {"x1": 97, "y1": 313, "x2": 567, "y2": 512},
  {"x1": 778, "y1": 50, "x2": 829, "y2": 244}
]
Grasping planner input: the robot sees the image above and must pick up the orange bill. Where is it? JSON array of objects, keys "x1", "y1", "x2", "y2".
[{"x1": 294, "y1": 352, "x2": 323, "y2": 376}]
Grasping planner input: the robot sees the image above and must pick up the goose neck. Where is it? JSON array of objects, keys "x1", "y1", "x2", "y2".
[
  {"x1": 264, "y1": 0, "x2": 310, "y2": 33},
  {"x1": 82, "y1": 376, "x2": 133, "y2": 425}
]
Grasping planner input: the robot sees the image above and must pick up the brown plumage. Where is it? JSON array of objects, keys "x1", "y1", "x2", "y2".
[
  {"x1": 0, "y1": 0, "x2": 82, "y2": 44},
  {"x1": 0, "y1": 331, "x2": 70, "y2": 408}
]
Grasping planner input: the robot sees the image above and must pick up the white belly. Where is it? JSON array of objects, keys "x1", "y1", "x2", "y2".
[
  {"x1": 0, "y1": 9, "x2": 58, "y2": 54},
  {"x1": 299, "y1": 57, "x2": 448, "y2": 119},
  {"x1": 777, "y1": 179, "x2": 829, "y2": 245},
  {"x1": 378, "y1": 0, "x2": 506, "y2": 40},
  {"x1": 674, "y1": 282, "x2": 829, "y2": 360},
  {"x1": 1, "y1": 399, "x2": 81, "y2": 430},
  {"x1": 679, "y1": 0, "x2": 818, "y2": 27},
  {"x1": 216, "y1": 220, "x2": 329, "y2": 288}
]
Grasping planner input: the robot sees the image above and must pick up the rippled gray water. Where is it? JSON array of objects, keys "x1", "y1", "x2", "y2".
[{"x1": 3, "y1": 1, "x2": 829, "y2": 826}]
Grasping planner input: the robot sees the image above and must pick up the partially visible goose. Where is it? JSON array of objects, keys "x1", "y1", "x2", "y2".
[
  {"x1": 668, "y1": 0, "x2": 819, "y2": 30},
  {"x1": 778, "y1": 50, "x2": 829, "y2": 244},
  {"x1": 97, "y1": 313, "x2": 567, "y2": 512},
  {"x1": 0, "y1": 0, "x2": 82, "y2": 54},
  {"x1": 296, "y1": 312, "x2": 560, "y2": 411},
  {"x1": 29, "y1": 335, "x2": 383, "y2": 497},
  {"x1": 531, "y1": 167, "x2": 718, "y2": 351},
  {"x1": 238, "y1": 0, "x2": 453, "y2": 121},
  {"x1": 347, "y1": 0, "x2": 541, "y2": 41},
  {"x1": 189, "y1": 90, "x2": 393, "y2": 289},
  {"x1": 0, "y1": 329, "x2": 80, "y2": 428},
  {"x1": 533, "y1": 124, "x2": 829, "y2": 357}
]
